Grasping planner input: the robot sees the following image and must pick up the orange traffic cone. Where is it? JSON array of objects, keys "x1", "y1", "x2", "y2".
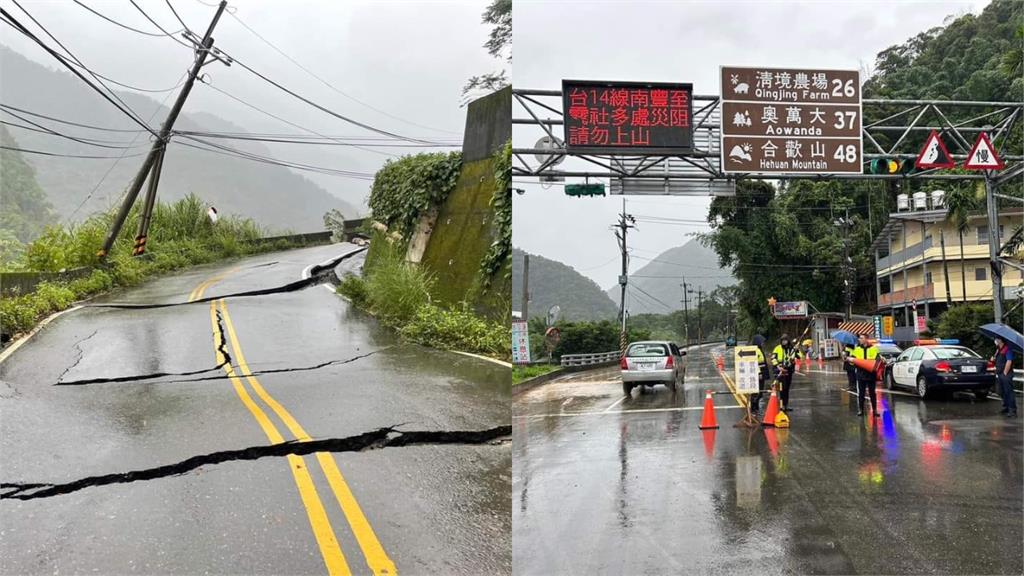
[
  {"x1": 701, "y1": 429, "x2": 716, "y2": 460},
  {"x1": 698, "y1": 389, "x2": 719, "y2": 430},
  {"x1": 761, "y1": 387, "x2": 780, "y2": 427}
]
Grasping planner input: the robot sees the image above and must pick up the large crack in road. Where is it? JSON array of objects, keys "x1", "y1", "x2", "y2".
[
  {"x1": 0, "y1": 424, "x2": 511, "y2": 501},
  {"x1": 85, "y1": 247, "x2": 366, "y2": 310},
  {"x1": 55, "y1": 349, "x2": 383, "y2": 386}
]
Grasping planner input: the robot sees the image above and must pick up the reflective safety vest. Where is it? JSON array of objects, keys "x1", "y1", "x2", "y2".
[
  {"x1": 850, "y1": 344, "x2": 878, "y2": 361},
  {"x1": 755, "y1": 347, "x2": 766, "y2": 366},
  {"x1": 772, "y1": 344, "x2": 801, "y2": 366},
  {"x1": 850, "y1": 344, "x2": 880, "y2": 379}
]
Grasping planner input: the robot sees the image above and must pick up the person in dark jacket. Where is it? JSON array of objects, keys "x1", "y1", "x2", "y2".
[
  {"x1": 992, "y1": 337, "x2": 1017, "y2": 418},
  {"x1": 842, "y1": 343, "x2": 857, "y2": 391}
]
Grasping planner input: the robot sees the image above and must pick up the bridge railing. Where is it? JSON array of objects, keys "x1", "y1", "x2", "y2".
[{"x1": 560, "y1": 351, "x2": 620, "y2": 367}]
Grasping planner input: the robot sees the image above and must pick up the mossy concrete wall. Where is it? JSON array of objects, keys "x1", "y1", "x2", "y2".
[{"x1": 418, "y1": 87, "x2": 511, "y2": 319}]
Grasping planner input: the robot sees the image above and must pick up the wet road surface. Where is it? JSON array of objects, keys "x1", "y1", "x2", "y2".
[
  {"x1": 1, "y1": 243, "x2": 510, "y2": 575},
  {"x1": 513, "y1": 345, "x2": 1022, "y2": 575}
]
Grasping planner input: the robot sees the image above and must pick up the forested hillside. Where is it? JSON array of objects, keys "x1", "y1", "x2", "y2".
[
  {"x1": 0, "y1": 125, "x2": 54, "y2": 262},
  {"x1": 512, "y1": 248, "x2": 618, "y2": 321}
]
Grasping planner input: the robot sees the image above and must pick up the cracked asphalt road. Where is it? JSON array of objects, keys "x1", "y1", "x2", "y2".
[
  {"x1": 0, "y1": 243, "x2": 510, "y2": 575},
  {"x1": 513, "y1": 345, "x2": 1022, "y2": 575}
]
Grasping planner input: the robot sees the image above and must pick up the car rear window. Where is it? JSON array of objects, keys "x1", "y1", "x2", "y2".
[
  {"x1": 627, "y1": 343, "x2": 668, "y2": 357},
  {"x1": 931, "y1": 347, "x2": 980, "y2": 359}
]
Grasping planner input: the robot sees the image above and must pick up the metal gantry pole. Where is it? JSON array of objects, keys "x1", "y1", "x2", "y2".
[
  {"x1": 984, "y1": 174, "x2": 1003, "y2": 322},
  {"x1": 98, "y1": 1, "x2": 228, "y2": 259}
]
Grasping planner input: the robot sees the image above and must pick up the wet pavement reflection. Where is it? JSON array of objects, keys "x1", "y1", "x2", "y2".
[{"x1": 513, "y1": 345, "x2": 1023, "y2": 575}]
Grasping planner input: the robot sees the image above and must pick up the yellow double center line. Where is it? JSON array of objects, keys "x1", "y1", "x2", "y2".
[
  {"x1": 193, "y1": 272, "x2": 394, "y2": 575},
  {"x1": 188, "y1": 265, "x2": 240, "y2": 302}
]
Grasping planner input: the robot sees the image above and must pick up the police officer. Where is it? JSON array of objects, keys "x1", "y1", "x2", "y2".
[
  {"x1": 992, "y1": 337, "x2": 1017, "y2": 418},
  {"x1": 842, "y1": 343, "x2": 857, "y2": 391},
  {"x1": 772, "y1": 334, "x2": 801, "y2": 412},
  {"x1": 847, "y1": 333, "x2": 880, "y2": 417}
]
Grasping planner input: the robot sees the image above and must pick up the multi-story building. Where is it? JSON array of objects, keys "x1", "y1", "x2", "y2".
[{"x1": 870, "y1": 192, "x2": 1022, "y2": 340}]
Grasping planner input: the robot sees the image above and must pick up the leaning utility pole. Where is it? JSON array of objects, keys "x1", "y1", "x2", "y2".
[
  {"x1": 614, "y1": 198, "x2": 635, "y2": 356},
  {"x1": 836, "y1": 210, "x2": 853, "y2": 320},
  {"x1": 98, "y1": 0, "x2": 229, "y2": 259},
  {"x1": 680, "y1": 281, "x2": 690, "y2": 347}
]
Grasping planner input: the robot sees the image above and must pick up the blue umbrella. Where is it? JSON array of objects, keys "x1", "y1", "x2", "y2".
[
  {"x1": 752, "y1": 334, "x2": 766, "y2": 346},
  {"x1": 831, "y1": 329, "x2": 858, "y2": 347},
  {"x1": 979, "y1": 323, "x2": 1024, "y2": 353}
]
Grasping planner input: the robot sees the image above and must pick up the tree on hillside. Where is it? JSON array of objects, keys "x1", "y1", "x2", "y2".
[
  {"x1": 462, "y1": 0, "x2": 510, "y2": 103},
  {"x1": 0, "y1": 126, "x2": 54, "y2": 248}
]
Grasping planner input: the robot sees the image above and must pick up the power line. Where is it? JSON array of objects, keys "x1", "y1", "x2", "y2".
[
  {"x1": 66, "y1": 70, "x2": 191, "y2": 222},
  {"x1": 72, "y1": 1, "x2": 169, "y2": 37},
  {"x1": 173, "y1": 135, "x2": 376, "y2": 180},
  {"x1": 225, "y1": 6, "x2": 461, "y2": 137},
  {"x1": 171, "y1": 131, "x2": 460, "y2": 148},
  {"x1": 0, "y1": 144, "x2": 148, "y2": 159},
  {"x1": 164, "y1": 0, "x2": 190, "y2": 30},
  {"x1": 630, "y1": 283, "x2": 675, "y2": 311},
  {"x1": 0, "y1": 104, "x2": 151, "y2": 133},
  {"x1": 198, "y1": 79, "x2": 397, "y2": 157},
  {"x1": 0, "y1": 117, "x2": 147, "y2": 149},
  {"x1": 0, "y1": 4, "x2": 156, "y2": 135},
  {"x1": 127, "y1": 0, "x2": 193, "y2": 48},
  {"x1": 214, "y1": 45, "x2": 445, "y2": 145}
]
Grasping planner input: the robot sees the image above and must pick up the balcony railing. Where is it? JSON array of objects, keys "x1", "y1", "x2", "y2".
[{"x1": 878, "y1": 284, "x2": 935, "y2": 307}]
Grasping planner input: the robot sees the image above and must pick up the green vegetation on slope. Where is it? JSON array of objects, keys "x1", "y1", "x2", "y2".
[
  {"x1": 512, "y1": 248, "x2": 618, "y2": 322},
  {"x1": 0, "y1": 126, "x2": 55, "y2": 261},
  {"x1": 338, "y1": 232, "x2": 509, "y2": 361},
  {"x1": 1, "y1": 195, "x2": 309, "y2": 338}
]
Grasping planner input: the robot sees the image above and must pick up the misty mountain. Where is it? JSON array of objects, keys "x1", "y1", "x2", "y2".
[
  {"x1": 607, "y1": 239, "x2": 736, "y2": 315},
  {"x1": 512, "y1": 248, "x2": 619, "y2": 322},
  {"x1": 0, "y1": 124, "x2": 55, "y2": 244},
  {"x1": 0, "y1": 46, "x2": 358, "y2": 236}
]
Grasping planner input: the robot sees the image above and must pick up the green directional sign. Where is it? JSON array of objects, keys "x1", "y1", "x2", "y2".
[{"x1": 565, "y1": 183, "x2": 606, "y2": 197}]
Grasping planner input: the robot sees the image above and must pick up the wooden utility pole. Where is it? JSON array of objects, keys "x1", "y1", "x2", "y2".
[
  {"x1": 697, "y1": 288, "x2": 703, "y2": 345},
  {"x1": 99, "y1": 1, "x2": 229, "y2": 258}
]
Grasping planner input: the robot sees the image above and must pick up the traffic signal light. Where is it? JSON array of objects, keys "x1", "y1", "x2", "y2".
[{"x1": 869, "y1": 158, "x2": 915, "y2": 175}]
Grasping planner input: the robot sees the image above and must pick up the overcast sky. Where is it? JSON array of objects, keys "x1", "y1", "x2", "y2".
[
  {"x1": 2, "y1": 0, "x2": 499, "y2": 210},
  {"x1": 512, "y1": 0, "x2": 989, "y2": 290}
]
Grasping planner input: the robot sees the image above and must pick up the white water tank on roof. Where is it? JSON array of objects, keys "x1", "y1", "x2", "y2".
[
  {"x1": 912, "y1": 192, "x2": 928, "y2": 210},
  {"x1": 896, "y1": 193, "x2": 909, "y2": 211},
  {"x1": 931, "y1": 189, "x2": 945, "y2": 209}
]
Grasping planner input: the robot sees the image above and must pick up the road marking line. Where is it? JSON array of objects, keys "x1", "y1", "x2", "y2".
[
  {"x1": 217, "y1": 299, "x2": 396, "y2": 576},
  {"x1": 190, "y1": 265, "x2": 244, "y2": 302},
  {"x1": 718, "y1": 368, "x2": 749, "y2": 408},
  {"x1": 603, "y1": 396, "x2": 627, "y2": 412},
  {"x1": 209, "y1": 302, "x2": 351, "y2": 576},
  {"x1": 514, "y1": 404, "x2": 746, "y2": 419}
]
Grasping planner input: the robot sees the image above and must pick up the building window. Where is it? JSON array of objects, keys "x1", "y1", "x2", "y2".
[
  {"x1": 978, "y1": 226, "x2": 988, "y2": 244},
  {"x1": 925, "y1": 272, "x2": 933, "y2": 285},
  {"x1": 880, "y1": 277, "x2": 891, "y2": 294},
  {"x1": 976, "y1": 267, "x2": 987, "y2": 281}
]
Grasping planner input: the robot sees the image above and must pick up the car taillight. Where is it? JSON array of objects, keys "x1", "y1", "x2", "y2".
[
  {"x1": 620, "y1": 356, "x2": 628, "y2": 370},
  {"x1": 665, "y1": 355, "x2": 674, "y2": 368},
  {"x1": 986, "y1": 360, "x2": 996, "y2": 372},
  {"x1": 935, "y1": 361, "x2": 952, "y2": 372}
]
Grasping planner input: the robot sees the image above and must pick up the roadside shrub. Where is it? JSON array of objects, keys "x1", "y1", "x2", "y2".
[
  {"x1": 337, "y1": 274, "x2": 370, "y2": 307},
  {"x1": 362, "y1": 250, "x2": 434, "y2": 324},
  {"x1": 551, "y1": 320, "x2": 652, "y2": 360},
  {"x1": 935, "y1": 303, "x2": 997, "y2": 356},
  {"x1": 399, "y1": 302, "x2": 509, "y2": 359}
]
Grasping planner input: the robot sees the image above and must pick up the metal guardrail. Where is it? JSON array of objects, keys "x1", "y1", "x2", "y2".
[
  {"x1": 1015, "y1": 369, "x2": 1023, "y2": 385},
  {"x1": 560, "y1": 351, "x2": 620, "y2": 367}
]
